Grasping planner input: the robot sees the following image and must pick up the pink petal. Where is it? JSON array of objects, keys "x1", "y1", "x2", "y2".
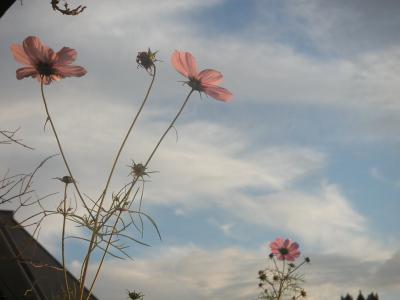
[
  {"x1": 54, "y1": 65, "x2": 87, "y2": 77},
  {"x1": 198, "y1": 69, "x2": 223, "y2": 85},
  {"x1": 171, "y1": 50, "x2": 198, "y2": 78},
  {"x1": 270, "y1": 238, "x2": 285, "y2": 250},
  {"x1": 55, "y1": 47, "x2": 77, "y2": 65},
  {"x1": 286, "y1": 255, "x2": 296, "y2": 261},
  {"x1": 36, "y1": 75, "x2": 52, "y2": 85},
  {"x1": 288, "y1": 242, "x2": 299, "y2": 251},
  {"x1": 283, "y1": 239, "x2": 290, "y2": 248},
  {"x1": 270, "y1": 242, "x2": 280, "y2": 250},
  {"x1": 10, "y1": 44, "x2": 32, "y2": 65},
  {"x1": 22, "y1": 36, "x2": 55, "y2": 64},
  {"x1": 50, "y1": 74, "x2": 63, "y2": 81},
  {"x1": 292, "y1": 251, "x2": 301, "y2": 258},
  {"x1": 16, "y1": 67, "x2": 38, "y2": 79},
  {"x1": 202, "y1": 84, "x2": 233, "y2": 102}
]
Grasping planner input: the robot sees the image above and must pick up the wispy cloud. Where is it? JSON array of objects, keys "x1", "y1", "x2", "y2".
[
  {"x1": 2, "y1": 0, "x2": 400, "y2": 299},
  {"x1": 75, "y1": 244, "x2": 400, "y2": 300}
]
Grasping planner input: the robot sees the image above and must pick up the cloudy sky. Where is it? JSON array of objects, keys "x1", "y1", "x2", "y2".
[{"x1": 1, "y1": 0, "x2": 400, "y2": 299}]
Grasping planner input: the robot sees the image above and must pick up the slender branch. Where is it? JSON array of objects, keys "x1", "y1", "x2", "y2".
[
  {"x1": 84, "y1": 88, "x2": 194, "y2": 299},
  {"x1": 79, "y1": 68, "x2": 156, "y2": 299},
  {"x1": 144, "y1": 89, "x2": 194, "y2": 167},
  {"x1": 98, "y1": 66, "x2": 156, "y2": 210},
  {"x1": 0, "y1": 128, "x2": 34, "y2": 149},
  {"x1": 40, "y1": 81, "x2": 93, "y2": 219},
  {"x1": 61, "y1": 183, "x2": 71, "y2": 300}
]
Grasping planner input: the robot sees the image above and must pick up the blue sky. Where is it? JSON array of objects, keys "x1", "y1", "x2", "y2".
[{"x1": 1, "y1": 0, "x2": 400, "y2": 299}]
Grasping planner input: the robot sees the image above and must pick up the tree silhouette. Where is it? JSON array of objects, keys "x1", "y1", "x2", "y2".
[
  {"x1": 341, "y1": 294, "x2": 353, "y2": 300},
  {"x1": 341, "y1": 292, "x2": 379, "y2": 300}
]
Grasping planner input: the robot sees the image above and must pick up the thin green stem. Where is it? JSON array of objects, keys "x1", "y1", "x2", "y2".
[
  {"x1": 86, "y1": 210, "x2": 122, "y2": 298},
  {"x1": 85, "y1": 88, "x2": 194, "y2": 299},
  {"x1": 287, "y1": 259, "x2": 307, "y2": 276},
  {"x1": 144, "y1": 89, "x2": 194, "y2": 167},
  {"x1": 40, "y1": 82, "x2": 93, "y2": 219},
  {"x1": 277, "y1": 260, "x2": 286, "y2": 300},
  {"x1": 79, "y1": 69, "x2": 156, "y2": 299},
  {"x1": 98, "y1": 66, "x2": 157, "y2": 207},
  {"x1": 61, "y1": 183, "x2": 71, "y2": 300}
]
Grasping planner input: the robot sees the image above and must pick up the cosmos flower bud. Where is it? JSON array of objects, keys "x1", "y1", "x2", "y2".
[
  {"x1": 127, "y1": 290, "x2": 144, "y2": 300},
  {"x1": 54, "y1": 175, "x2": 75, "y2": 184},
  {"x1": 131, "y1": 162, "x2": 149, "y2": 178},
  {"x1": 258, "y1": 271, "x2": 267, "y2": 281},
  {"x1": 136, "y1": 48, "x2": 158, "y2": 75}
]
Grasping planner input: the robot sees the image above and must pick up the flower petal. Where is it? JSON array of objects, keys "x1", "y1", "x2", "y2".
[
  {"x1": 171, "y1": 50, "x2": 198, "y2": 78},
  {"x1": 16, "y1": 67, "x2": 38, "y2": 80},
  {"x1": 288, "y1": 242, "x2": 299, "y2": 251},
  {"x1": 55, "y1": 65, "x2": 87, "y2": 77},
  {"x1": 286, "y1": 255, "x2": 296, "y2": 261},
  {"x1": 283, "y1": 239, "x2": 290, "y2": 248},
  {"x1": 202, "y1": 84, "x2": 233, "y2": 102},
  {"x1": 22, "y1": 36, "x2": 55, "y2": 64},
  {"x1": 55, "y1": 47, "x2": 77, "y2": 65},
  {"x1": 270, "y1": 238, "x2": 285, "y2": 251},
  {"x1": 198, "y1": 69, "x2": 223, "y2": 85},
  {"x1": 40, "y1": 76, "x2": 52, "y2": 85},
  {"x1": 10, "y1": 44, "x2": 32, "y2": 65},
  {"x1": 270, "y1": 248, "x2": 280, "y2": 254}
]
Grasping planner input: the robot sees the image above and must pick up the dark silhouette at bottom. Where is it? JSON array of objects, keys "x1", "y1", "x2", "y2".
[{"x1": 341, "y1": 291, "x2": 379, "y2": 300}]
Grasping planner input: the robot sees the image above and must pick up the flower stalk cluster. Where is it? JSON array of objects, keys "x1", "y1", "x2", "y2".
[
  {"x1": 9, "y1": 36, "x2": 232, "y2": 300},
  {"x1": 258, "y1": 238, "x2": 310, "y2": 300}
]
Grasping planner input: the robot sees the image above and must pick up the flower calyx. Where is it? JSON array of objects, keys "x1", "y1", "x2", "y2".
[
  {"x1": 130, "y1": 161, "x2": 150, "y2": 179},
  {"x1": 54, "y1": 175, "x2": 75, "y2": 184},
  {"x1": 136, "y1": 48, "x2": 158, "y2": 75}
]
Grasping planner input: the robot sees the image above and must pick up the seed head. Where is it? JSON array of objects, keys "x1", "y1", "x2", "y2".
[
  {"x1": 127, "y1": 290, "x2": 144, "y2": 300},
  {"x1": 136, "y1": 48, "x2": 158, "y2": 75},
  {"x1": 131, "y1": 161, "x2": 148, "y2": 179}
]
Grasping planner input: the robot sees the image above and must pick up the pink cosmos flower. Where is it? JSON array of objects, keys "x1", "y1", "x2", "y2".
[
  {"x1": 171, "y1": 50, "x2": 233, "y2": 102},
  {"x1": 269, "y1": 237, "x2": 301, "y2": 261},
  {"x1": 10, "y1": 36, "x2": 86, "y2": 85}
]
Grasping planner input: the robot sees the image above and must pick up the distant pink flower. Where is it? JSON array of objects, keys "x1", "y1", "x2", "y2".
[
  {"x1": 171, "y1": 50, "x2": 233, "y2": 102},
  {"x1": 270, "y1": 238, "x2": 301, "y2": 261},
  {"x1": 10, "y1": 36, "x2": 86, "y2": 85}
]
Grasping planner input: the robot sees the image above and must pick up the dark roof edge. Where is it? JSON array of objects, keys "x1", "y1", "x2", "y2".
[{"x1": 0, "y1": 210, "x2": 99, "y2": 300}]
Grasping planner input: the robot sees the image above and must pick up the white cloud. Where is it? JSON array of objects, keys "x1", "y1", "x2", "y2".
[
  {"x1": 221, "y1": 182, "x2": 393, "y2": 260},
  {"x1": 71, "y1": 244, "x2": 400, "y2": 300},
  {"x1": 81, "y1": 245, "x2": 263, "y2": 300},
  {"x1": 2, "y1": 1, "x2": 400, "y2": 299},
  {"x1": 1, "y1": 95, "x2": 391, "y2": 261}
]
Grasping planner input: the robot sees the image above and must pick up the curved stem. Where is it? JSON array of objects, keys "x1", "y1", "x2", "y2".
[
  {"x1": 40, "y1": 82, "x2": 92, "y2": 218},
  {"x1": 85, "y1": 178, "x2": 139, "y2": 299},
  {"x1": 85, "y1": 88, "x2": 194, "y2": 299},
  {"x1": 86, "y1": 210, "x2": 122, "y2": 298},
  {"x1": 277, "y1": 260, "x2": 286, "y2": 300},
  {"x1": 144, "y1": 88, "x2": 194, "y2": 167},
  {"x1": 61, "y1": 183, "x2": 71, "y2": 300},
  {"x1": 79, "y1": 69, "x2": 156, "y2": 299},
  {"x1": 99, "y1": 66, "x2": 156, "y2": 206}
]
